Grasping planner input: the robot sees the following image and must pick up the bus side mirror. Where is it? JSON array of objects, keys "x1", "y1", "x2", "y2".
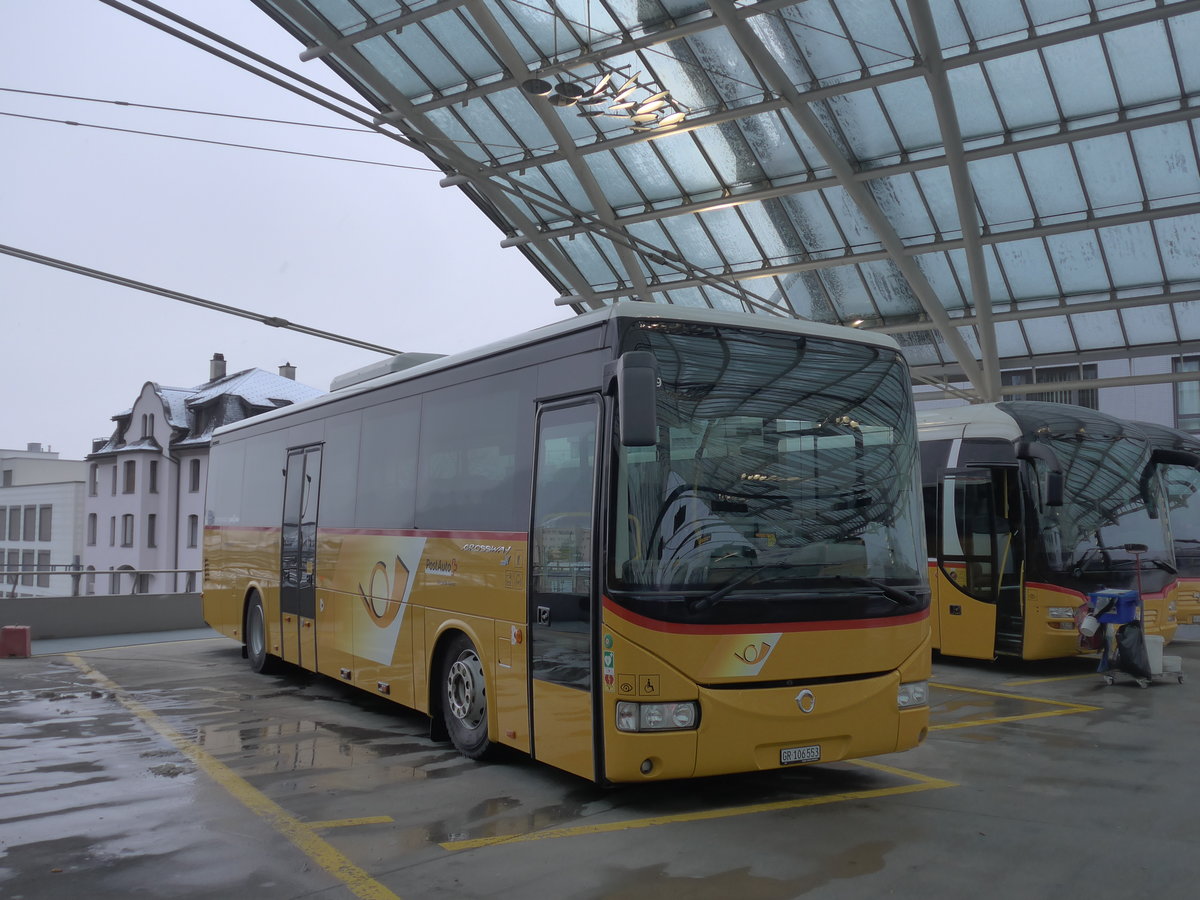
[
  {"x1": 1016, "y1": 441, "x2": 1064, "y2": 507},
  {"x1": 606, "y1": 351, "x2": 658, "y2": 447}
]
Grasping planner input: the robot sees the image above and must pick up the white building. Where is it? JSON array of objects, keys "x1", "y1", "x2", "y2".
[
  {"x1": 0, "y1": 444, "x2": 87, "y2": 598},
  {"x1": 82, "y1": 354, "x2": 323, "y2": 595}
]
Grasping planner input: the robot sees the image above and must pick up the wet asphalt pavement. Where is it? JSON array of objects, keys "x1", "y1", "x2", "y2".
[{"x1": 2, "y1": 630, "x2": 1199, "y2": 899}]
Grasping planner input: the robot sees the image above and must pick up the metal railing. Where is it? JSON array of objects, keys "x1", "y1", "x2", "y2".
[{"x1": 4, "y1": 567, "x2": 202, "y2": 598}]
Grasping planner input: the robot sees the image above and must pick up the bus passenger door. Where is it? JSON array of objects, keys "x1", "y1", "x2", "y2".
[
  {"x1": 281, "y1": 445, "x2": 322, "y2": 669},
  {"x1": 937, "y1": 468, "x2": 1000, "y2": 659},
  {"x1": 529, "y1": 400, "x2": 600, "y2": 781}
]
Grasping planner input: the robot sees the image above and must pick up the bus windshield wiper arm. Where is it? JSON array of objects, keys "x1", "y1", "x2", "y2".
[
  {"x1": 688, "y1": 563, "x2": 792, "y2": 613},
  {"x1": 827, "y1": 575, "x2": 919, "y2": 607}
]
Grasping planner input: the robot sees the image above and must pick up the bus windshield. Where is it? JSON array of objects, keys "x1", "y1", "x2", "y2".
[
  {"x1": 610, "y1": 321, "x2": 925, "y2": 617},
  {"x1": 1004, "y1": 403, "x2": 1172, "y2": 578}
]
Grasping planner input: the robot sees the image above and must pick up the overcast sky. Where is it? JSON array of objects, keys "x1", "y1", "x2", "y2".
[{"x1": 1, "y1": 0, "x2": 570, "y2": 459}]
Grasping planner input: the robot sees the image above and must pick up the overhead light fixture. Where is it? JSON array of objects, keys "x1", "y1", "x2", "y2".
[{"x1": 522, "y1": 61, "x2": 689, "y2": 133}]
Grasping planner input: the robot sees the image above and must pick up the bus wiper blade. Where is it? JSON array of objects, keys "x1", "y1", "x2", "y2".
[
  {"x1": 688, "y1": 563, "x2": 793, "y2": 613},
  {"x1": 826, "y1": 576, "x2": 920, "y2": 607}
]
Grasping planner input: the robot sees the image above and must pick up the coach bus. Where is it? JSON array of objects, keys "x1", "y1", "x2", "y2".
[
  {"x1": 1134, "y1": 421, "x2": 1200, "y2": 627},
  {"x1": 203, "y1": 303, "x2": 931, "y2": 783},
  {"x1": 918, "y1": 401, "x2": 1178, "y2": 661}
]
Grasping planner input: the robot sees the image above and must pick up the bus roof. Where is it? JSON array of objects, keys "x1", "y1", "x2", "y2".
[
  {"x1": 918, "y1": 400, "x2": 1150, "y2": 445},
  {"x1": 214, "y1": 303, "x2": 904, "y2": 439}
]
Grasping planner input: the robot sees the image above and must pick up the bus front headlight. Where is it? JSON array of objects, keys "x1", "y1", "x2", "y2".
[
  {"x1": 1048, "y1": 607, "x2": 1075, "y2": 619},
  {"x1": 897, "y1": 681, "x2": 928, "y2": 709},
  {"x1": 616, "y1": 700, "x2": 699, "y2": 732}
]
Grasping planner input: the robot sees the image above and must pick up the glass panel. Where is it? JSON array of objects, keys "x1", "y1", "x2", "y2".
[
  {"x1": 822, "y1": 186, "x2": 883, "y2": 252},
  {"x1": 825, "y1": 91, "x2": 903, "y2": 163},
  {"x1": 1097, "y1": 222, "x2": 1164, "y2": 287},
  {"x1": 695, "y1": 207, "x2": 762, "y2": 273},
  {"x1": 993, "y1": 238, "x2": 1057, "y2": 300},
  {"x1": 1070, "y1": 309, "x2": 1123, "y2": 350},
  {"x1": 358, "y1": 35, "x2": 428, "y2": 98},
  {"x1": 867, "y1": 175, "x2": 936, "y2": 243},
  {"x1": 309, "y1": 0, "x2": 371, "y2": 31},
  {"x1": 858, "y1": 259, "x2": 922, "y2": 317},
  {"x1": 993, "y1": 320, "x2": 1030, "y2": 357},
  {"x1": 947, "y1": 65, "x2": 1005, "y2": 142},
  {"x1": 968, "y1": 155, "x2": 1035, "y2": 232},
  {"x1": 958, "y1": 0, "x2": 1029, "y2": 45},
  {"x1": 781, "y1": 191, "x2": 847, "y2": 256},
  {"x1": 917, "y1": 252, "x2": 967, "y2": 312},
  {"x1": 1075, "y1": 134, "x2": 1144, "y2": 214},
  {"x1": 1132, "y1": 123, "x2": 1200, "y2": 204},
  {"x1": 581, "y1": 153, "x2": 642, "y2": 212},
  {"x1": 816, "y1": 265, "x2": 875, "y2": 321},
  {"x1": 1171, "y1": 13, "x2": 1200, "y2": 93},
  {"x1": 984, "y1": 52, "x2": 1060, "y2": 131},
  {"x1": 769, "y1": 0, "x2": 861, "y2": 86},
  {"x1": 644, "y1": 130, "x2": 724, "y2": 197},
  {"x1": 1122, "y1": 305, "x2": 1178, "y2": 345},
  {"x1": 1018, "y1": 145, "x2": 1088, "y2": 223},
  {"x1": 1022, "y1": 314, "x2": 1077, "y2": 354},
  {"x1": 875, "y1": 78, "x2": 943, "y2": 151},
  {"x1": 1155, "y1": 217, "x2": 1200, "y2": 282},
  {"x1": 1173, "y1": 300, "x2": 1200, "y2": 341},
  {"x1": 1045, "y1": 231, "x2": 1112, "y2": 294},
  {"x1": 1041, "y1": 35, "x2": 1118, "y2": 119},
  {"x1": 1105, "y1": 22, "x2": 1179, "y2": 107}
]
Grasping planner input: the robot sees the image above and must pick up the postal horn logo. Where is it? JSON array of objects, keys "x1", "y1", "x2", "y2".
[{"x1": 358, "y1": 557, "x2": 408, "y2": 628}]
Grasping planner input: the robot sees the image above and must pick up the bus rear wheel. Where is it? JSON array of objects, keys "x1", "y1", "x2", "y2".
[
  {"x1": 441, "y1": 634, "x2": 492, "y2": 759},
  {"x1": 246, "y1": 592, "x2": 276, "y2": 674}
]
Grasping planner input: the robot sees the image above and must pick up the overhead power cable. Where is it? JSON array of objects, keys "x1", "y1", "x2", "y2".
[
  {"x1": 0, "y1": 110, "x2": 439, "y2": 172},
  {"x1": 0, "y1": 243, "x2": 400, "y2": 356}
]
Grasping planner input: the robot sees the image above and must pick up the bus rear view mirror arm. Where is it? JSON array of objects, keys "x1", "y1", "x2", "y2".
[
  {"x1": 1016, "y1": 441, "x2": 1064, "y2": 507},
  {"x1": 605, "y1": 351, "x2": 658, "y2": 447}
]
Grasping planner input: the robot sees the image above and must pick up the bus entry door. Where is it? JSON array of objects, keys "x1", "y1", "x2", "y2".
[
  {"x1": 281, "y1": 445, "x2": 322, "y2": 668},
  {"x1": 936, "y1": 468, "x2": 1002, "y2": 659},
  {"x1": 529, "y1": 400, "x2": 600, "y2": 781}
]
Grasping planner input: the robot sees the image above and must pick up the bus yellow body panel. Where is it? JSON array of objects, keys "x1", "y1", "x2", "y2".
[
  {"x1": 1174, "y1": 578, "x2": 1200, "y2": 626},
  {"x1": 928, "y1": 563, "x2": 996, "y2": 660},
  {"x1": 599, "y1": 608, "x2": 930, "y2": 781}
]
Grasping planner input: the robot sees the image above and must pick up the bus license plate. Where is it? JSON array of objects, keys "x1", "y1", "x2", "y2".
[{"x1": 780, "y1": 744, "x2": 821, "y2": 765}]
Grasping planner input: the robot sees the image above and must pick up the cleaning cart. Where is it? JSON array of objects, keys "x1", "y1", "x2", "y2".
[{"x1": 1079, "y1": 544, "x2": 1185, "y2": 687}]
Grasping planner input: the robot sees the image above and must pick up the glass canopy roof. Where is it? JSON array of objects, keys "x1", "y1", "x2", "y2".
[{"x1": 252, "y1": 0, "x2": 1200, "y2": 399}]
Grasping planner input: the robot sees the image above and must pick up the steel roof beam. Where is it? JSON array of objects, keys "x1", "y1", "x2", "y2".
[
  {"x1": 913, "y1": 368, "x2": 1200, "y2": 401},
  {"x1": 708, "y1": 0, "x2": 986, "y2": 388},
  {"x1": 908, "y1": 0, "x2": 999, "y2": 397},
  {"x1": 910, "y1": 339, "x2": 1200, "y2": 384}
]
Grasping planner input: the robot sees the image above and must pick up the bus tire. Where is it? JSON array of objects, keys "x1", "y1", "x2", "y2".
[
  {"x1": 441, "y1": 633, "x2": 492, "y2": 759},
  {"x1": 246, "y1": 592, "x2": 276, "y2": 674}
]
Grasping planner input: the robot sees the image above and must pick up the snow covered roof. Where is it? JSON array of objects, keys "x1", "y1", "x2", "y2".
[{"x1": 90, "y1": 367, "x2": 324, "y2": 456}]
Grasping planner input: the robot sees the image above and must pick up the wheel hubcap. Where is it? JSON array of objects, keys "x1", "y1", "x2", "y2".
[
  {"x1": 249, "y1": 605, "x2": 264, "y2": 657},
  {"x1": 446, "y1": 650, "x2": 485, "y2": 728}
]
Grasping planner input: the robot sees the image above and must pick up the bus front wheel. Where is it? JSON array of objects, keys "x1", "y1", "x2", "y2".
[
  {"x1": 441, "y1": 634, "x2": 492, "y2": 759},
  {"x1": 246, "y1": 592, "x2": 276, "y2": 674}
]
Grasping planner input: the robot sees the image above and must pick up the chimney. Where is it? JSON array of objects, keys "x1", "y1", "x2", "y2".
[
  {"x1": 210, "y1": 353, "x2": 227, "y2": 381},
  {"x1": 279, "y1": 362, "x2": 296, "y2": 381},
  {"x1": 26, "y1": 442, "x2": 43, "y2": 453}
]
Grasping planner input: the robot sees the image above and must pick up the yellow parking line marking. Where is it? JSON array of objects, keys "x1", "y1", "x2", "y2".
[
  {"x1": 67, "y1": 655, "x2": 401, "y2": 900},
  {"x1": 309, "y1": 817, "x2": 395, "y2": 830},
  {"x1": 440, "y1": 761, "x2": 955, "y2": 851},
  {"x1": 930, "y1": 681, "x2": 1100, "y2": 732},
  {"x1": 1004, "y1": 673, "x2": 1098, "y2": 687}
]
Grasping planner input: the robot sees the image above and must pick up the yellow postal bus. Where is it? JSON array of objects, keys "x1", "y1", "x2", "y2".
[
  {"x1": 919, "y1": 401, "x2": 1178, "y2": 660},
  {"x1": 1135, "y1": 421, "x2": 1200, "y2": 627},
  {"x1": 203, "y1": 304, "x2": 930, "y2": 783}
]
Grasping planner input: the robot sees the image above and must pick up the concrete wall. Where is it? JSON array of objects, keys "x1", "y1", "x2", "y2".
[{"x1": 0, "y1": 592, "x2": 206, "y2": 639}]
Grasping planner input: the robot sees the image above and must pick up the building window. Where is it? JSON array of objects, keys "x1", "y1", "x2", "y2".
[
  {"x1": 5, "y1": 549, "x2": 16, "y2": 586},
  {"x1": 1174, "y1": 357, "x2": 1200, "y2": 432},
  {"x1": 121, "y1": 515, "x2": 135, "y2": 547},
  {"x1": 1, "y1": 470, "x2": 11, "y2": 488},
  {"x1": 85, "y1": 566, "x2": 96, "y2": 596},
  {"x1": 111, "y1": 465, "x2": 117, "y2": 496},
  {"x1": 36, "y1": 550, "x2": 50, "y2": 588},
  {"x1": 123, "y1": 460, "x2": 136, "y2": 493},
  {"x1": 7, "y1": 507, "x2": 19, "y2": 542},
  {"x1": 23, "y1": 506, "x2": 35, "y2": 541},
  {"x1": 0, "y1": 506, "x2": 5, "y2": 541},
  {"x1": 109, "y1": 516, "x2": 116, "y2": 547},
  {"x1": 38, "y1": 506, "x2": 51, "y2": 542},
  {"x1": 189, "y1": 459, "x2": 201, "y2": 492},
  {"x1": 149, "y1": 460, "x2": 159, "y2": 494},
  {"x1": 87, "y1": 514, "x2": 97, "y2": 546},
  {"x1": 89, "y1": 464, "x2": 98, "y2": 496},
  {"x1": 147, "y1": 514, "x2": 157, "y2": 548},
  {"x1": 21, "y1": 549, "x2": 34, "y2": 586},
  {"x1": 187, "y1": 515, "x2": 199, "y2": 548},
  {"x1": 1002, "y1": 364, "x2": 1098, "y2": 408},
  {"x1": 141, "y1": 414, "x2": 148, "y2": 437}
]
